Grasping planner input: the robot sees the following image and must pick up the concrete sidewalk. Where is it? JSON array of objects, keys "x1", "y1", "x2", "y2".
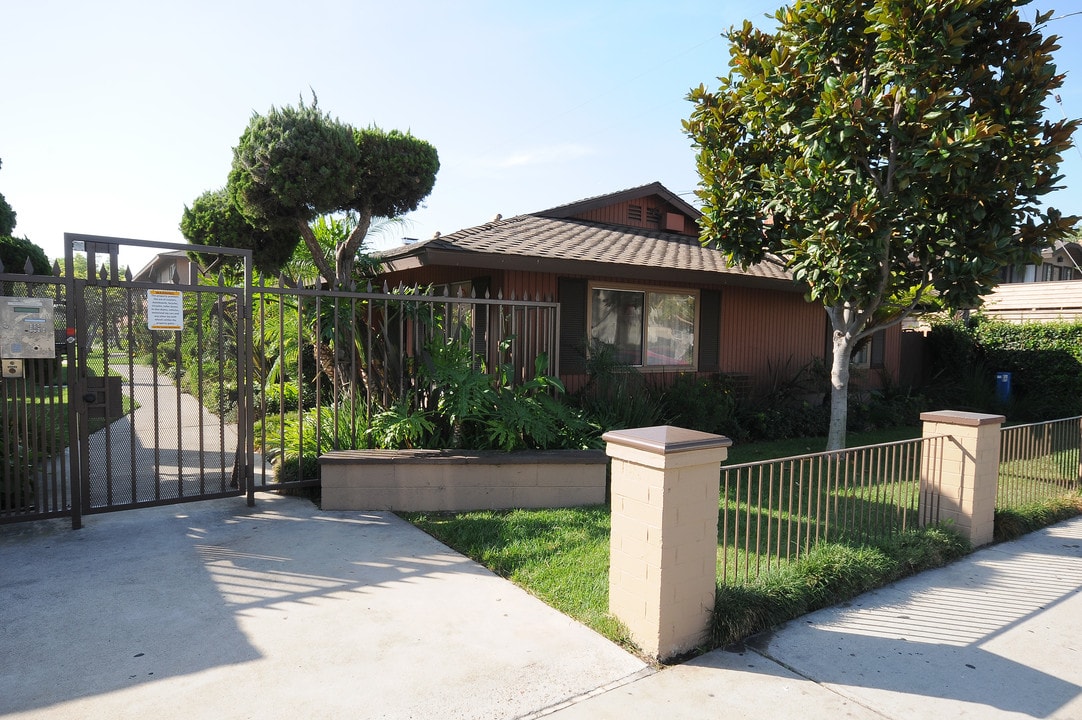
[
  {"x1": 0, "y1": 495, "x2": 649, "y2": 719},
  {"x1": 549, "y1": 516, "x2": 1082, "y2": 719},
  {"x1": 4, "y1": 496, "x2": 1082, "y2": 719}
]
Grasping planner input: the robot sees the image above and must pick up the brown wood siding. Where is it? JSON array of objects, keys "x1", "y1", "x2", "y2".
[
  {"x1": 571, "y1": 199, "x2": 699, "y2": 237},
  {"x1": 718, "y1": 287, "x2": 825, "y2": 384},
  {"x1": 881, "y1": 324, "x2": 902, "y2": 385},
  {"x1": 501, "y1": 270, "x2": 558, "y2": 301},
  {"x1": 375, "y1": 265, "x2": 904, "y2": 391}
]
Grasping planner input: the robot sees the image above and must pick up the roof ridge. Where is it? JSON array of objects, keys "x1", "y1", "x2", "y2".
[{"x1": 535, "y1": 181, "x2": 700, "y2": 220}]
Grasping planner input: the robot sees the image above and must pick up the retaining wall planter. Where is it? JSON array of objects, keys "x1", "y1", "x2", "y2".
[{"x1": 319, "y1": 449, "x2": 608, "y2": 512}]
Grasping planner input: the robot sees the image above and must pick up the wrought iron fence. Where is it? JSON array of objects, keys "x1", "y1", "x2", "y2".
[
  {"x1": 0, "y1": 263, "x2": 74, "y2": 524},
  {"x1": 997, "y1": 416, "x2": 1082, "y2": 510},
  {"x1": 718, "y1": 435, "x2": 945, "y2": 585},
  {"x1": 249, "y1": 280, "x2": 560, "y2": 486}
]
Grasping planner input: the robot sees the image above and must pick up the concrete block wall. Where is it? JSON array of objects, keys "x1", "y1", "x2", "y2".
[
  {"x1": 920, "y1": 410, "x2": 1005, "y2": 547},
  {"x1": 319, "y1": 449, "x2": 608, "y2": 512},
  {"x1": 604, "y1": 426, "x2": 730, "y2": 661}
]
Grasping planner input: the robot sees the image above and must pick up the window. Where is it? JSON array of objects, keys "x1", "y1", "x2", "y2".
[
  {"x1": 850, "y1": 330, "x2": 885, "y2": 369},
  {"x1": 851, "y1": 342, "x2": 871, "y2": 368},
  {"x1": 589, "y1": 284, "x2": 697, "y2": 368}
]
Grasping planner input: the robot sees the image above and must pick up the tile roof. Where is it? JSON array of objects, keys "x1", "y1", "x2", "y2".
[
  {"x1": 536, "y1": 181, "x2": 702, "y2": 221},
  {"x1": 377, "y1": 184, "x2": 796, "y2": 289}
]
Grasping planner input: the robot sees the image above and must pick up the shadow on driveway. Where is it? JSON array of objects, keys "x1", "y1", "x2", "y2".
[{"x1": 0, "y1": 494, "x2": 646, "y2": 719}]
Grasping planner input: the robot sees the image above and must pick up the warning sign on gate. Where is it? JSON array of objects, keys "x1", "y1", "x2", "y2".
[{"x1": 147, "y1": 289, "x2": 183, "y2": 331}]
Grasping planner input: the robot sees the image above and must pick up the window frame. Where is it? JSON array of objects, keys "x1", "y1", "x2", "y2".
[{"x1": 586, "y1": 281, "x2": 700, "y2": 372}]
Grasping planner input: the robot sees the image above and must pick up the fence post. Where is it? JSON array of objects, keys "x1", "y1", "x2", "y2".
[
  {"x1": 1077, "y1": 417, "x2": 1082, "y2": 488},
  {"x1": 603, "y1": 425, "x2": 731, "y2": 661},
  {"x1": 920, "y1": 410, "x2": 1005, "y2": 547}
]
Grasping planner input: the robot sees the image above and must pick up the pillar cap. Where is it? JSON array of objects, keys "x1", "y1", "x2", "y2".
[
  {"x1": 920, "y1": 410, "x2": 1006, "y2": 427},
  {"x1": 602, "y1": 425, "x2": 732, "y2": 455}
]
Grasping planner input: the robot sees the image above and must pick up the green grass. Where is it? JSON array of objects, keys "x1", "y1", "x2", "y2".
[
  {"x1": 400, "y1": 425, "x2": 1081, "y2": 655},
  {"x1": 710, "y1": 527, "x2": 970, "y2": 647},
  {"x1": 725, "y1": 426, "x2": 921, "y2": 465},
  {"x1": 401, "y1": 503, "x2": 972, "y2": 655},
  {"x1": 994, "y1": 496, "x2": 1082, "y2": 542}
]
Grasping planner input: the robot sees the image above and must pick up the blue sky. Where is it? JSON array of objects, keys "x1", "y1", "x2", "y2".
[{"x1": 3, "y1": 1, "x2": 1082, "y2": 271}]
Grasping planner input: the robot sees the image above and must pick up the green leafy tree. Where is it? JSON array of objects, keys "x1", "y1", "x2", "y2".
[
  {"x1": 0, "y1": 235, "x2": 50, "y2": 275},
  {"x1": 69, "y1": 253, "x2": 131, "y2": 351},
  {"x1": 686, "y1": 0, "x2": 1077, "y2": 449},
  {"x1": 180, "y1": 187, "x2": 300, "y2": 277},
  {"x1": 226, "y1": 98, "x2": 439, "y2": 287},
  {"x1": 0, "y1": 159, "x2": 50, "y2": 276},
  {"x1": 0, "y1": 158, "x2": 15, "y2": 238}
]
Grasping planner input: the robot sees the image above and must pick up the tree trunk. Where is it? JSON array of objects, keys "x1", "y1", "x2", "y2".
[
  {"x1": 827, "y1": 329, "x2": 854, "y2": 451},
  {"x1": 335, "y1": 211, "x2": 373, "y2": 290},
  {"x1": 330, "y1": 212, "x2": 374, "y2": 402}
]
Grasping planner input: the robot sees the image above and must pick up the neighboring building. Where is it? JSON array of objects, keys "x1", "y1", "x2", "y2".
[
  {"x1": 375, "y1": 182, "x2": 901, "y2": 393},
  {"x1": 999, "y1": 241, "x2": 1082, "y2": 284},
  {"x1": 983, "y1": 241, "x2": 1082, "y2": 323},
  {"x1": 131, "y1": 251, "x2": 195, "y2": 284}
]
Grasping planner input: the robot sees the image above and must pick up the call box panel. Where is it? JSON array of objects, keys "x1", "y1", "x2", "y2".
[{"x1": 0, "y1": 297, "x2": 55, "y2": 359}]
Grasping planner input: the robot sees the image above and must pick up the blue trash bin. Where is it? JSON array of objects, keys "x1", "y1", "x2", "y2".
[{"x1": 995, "y1": 372, "x2": 1012, "y2": 403}]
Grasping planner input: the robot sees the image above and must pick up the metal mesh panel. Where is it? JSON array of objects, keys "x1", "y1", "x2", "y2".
[{"x1": 81, "y1": 280, "x2": 245, "y2": 511}]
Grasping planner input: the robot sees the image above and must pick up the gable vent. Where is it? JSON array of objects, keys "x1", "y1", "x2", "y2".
[
  {"x1": 664, "y1": 213, "x2": 685, "y2": 233},
  {"x1": 646, "y1": 208, "x2": 662, "y2": 225},
  {"x1": 628, "y1": 204, "x2": 643, "y2": 222}
]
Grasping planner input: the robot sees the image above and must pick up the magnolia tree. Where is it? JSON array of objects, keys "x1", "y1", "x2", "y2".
[{"x1": 686, "y1": 0, "x2": 1077, "y2": 449}]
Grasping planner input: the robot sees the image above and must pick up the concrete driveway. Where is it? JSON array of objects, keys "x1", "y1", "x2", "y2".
[
  {"x1": 9, "y1": 490, "x2": 1082, "y2": 719},
  {"x1": 0, "y1": 494, "x2": 649, "y2": 719}
]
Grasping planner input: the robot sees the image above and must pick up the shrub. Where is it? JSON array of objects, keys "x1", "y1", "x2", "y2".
[
  {"x1": 419, "y1": 333, "x2": 599, "y2": 451},
  {"x1": 571, "y1": 341, "x2": 664, "y2": 431},
  {"x1": 924, "y1": 317, "x2": 1082, "y2": 420},
  {"x1": 660, "y1": 373, "x2": 744, "y2": 438},
  {"x1": 271, "y1": 330, "x2": 599, "y2": 478},
  {"x1": 710, "y1": 526, "x2": 970, "y2": 647},
  {"x1": 268, "y1": 399, "x2": 370, "y2": 481},
  {"x1": 847, "y1": 373, "x2": 928, "y2": 432},
  {"x1": 994, "y1": 496, "x2": 1082, "y2": 543}
]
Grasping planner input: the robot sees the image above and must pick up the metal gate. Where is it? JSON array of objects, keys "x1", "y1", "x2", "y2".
[
  {"x1": 69, "y1": 234, "x2": 256, "y2": 523},
  {"x1": 0, "y1": 234, "x2": 255, "y2": 529}
]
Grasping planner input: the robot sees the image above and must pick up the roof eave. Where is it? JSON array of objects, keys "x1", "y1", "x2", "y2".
[{"x1": 381, "y1": 247, "x2": 802, "y2": 293}]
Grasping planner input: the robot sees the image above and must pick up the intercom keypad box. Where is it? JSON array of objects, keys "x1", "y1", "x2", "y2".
[{"x1": 0, "y1": 298, "x2": 56, "y2": 359}]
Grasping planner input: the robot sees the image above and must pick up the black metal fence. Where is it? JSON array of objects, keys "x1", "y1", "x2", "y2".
[
  {"x1": 249, "y1": 278, "x2": 560, "y2": 486},
  {"x1": 998, "y1": 416, "x2": 1082, "y2": 510},
  {"x1": 0, "y1": 262, "x2": 72, "y2": 524},
  {"x1": 718, "y1": 435, "x2": 945, "y2": 584},
  {"x1": 3, "y1": 238, "x2": 564, "y2": 526}
]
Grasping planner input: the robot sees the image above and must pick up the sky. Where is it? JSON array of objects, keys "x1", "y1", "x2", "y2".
[{"x1": 3, "y1": 1, "x2": 1082, "y2": 273}]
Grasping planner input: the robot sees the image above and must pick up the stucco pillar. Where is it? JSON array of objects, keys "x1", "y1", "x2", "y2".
[
  {"x1": 920, "y1": 410, "x2": 1005, "y2": 548},
  {"x1": 603, "y1": 425, "x2": 731, "y2": 661}
]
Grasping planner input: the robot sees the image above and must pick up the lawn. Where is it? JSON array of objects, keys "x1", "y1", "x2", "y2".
[
  {"x1": 406, "y1": 423, "x2": 1082, "y2": 652},
  {"x1": 403, "y1": 426, "x2": 938, "y2": 651}
]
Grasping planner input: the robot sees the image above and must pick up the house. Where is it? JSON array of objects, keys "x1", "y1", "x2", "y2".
[
  {"x1": 375, "y1": 182, "x2": 902, "y2": 394},
  {"x1": 999, "y1": 240, "x2": 1082, "y2": 283},
  {"x1": 982, "y1": 241, "x2": 1082, "y2": 323},
  {"x1": 132, "y1": 250, "x2": 196, "y2": 284}
]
